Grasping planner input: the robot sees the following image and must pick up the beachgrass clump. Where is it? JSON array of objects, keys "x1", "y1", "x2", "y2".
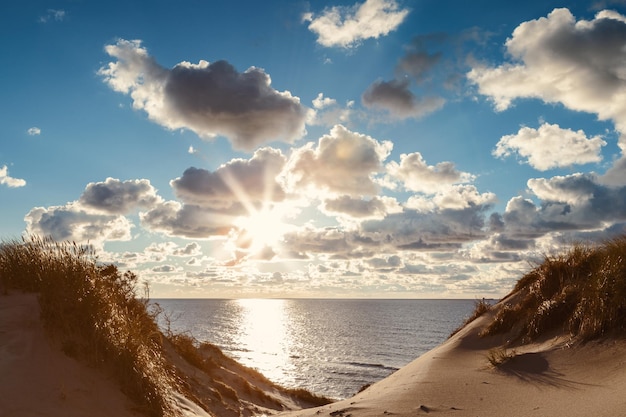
[
  {"x1": 0, "y1": 236, "x2": 178, "y2": 417},
  {"x1": 480, "y1": 235, "x2": 626, "y2": 343}
]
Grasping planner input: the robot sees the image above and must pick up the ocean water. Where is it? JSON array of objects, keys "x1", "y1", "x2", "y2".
[{"x1": 156, "y1": 298, "x2": 475, "y2": 399}]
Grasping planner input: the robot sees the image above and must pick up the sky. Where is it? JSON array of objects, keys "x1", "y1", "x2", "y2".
[{"x1": 2, "y1": 0, "x2": 626, "y2": 298}]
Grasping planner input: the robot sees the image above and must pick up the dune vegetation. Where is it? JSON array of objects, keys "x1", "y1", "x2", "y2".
[
  {"x1": 0, "y1": 236, "x2": 331, "y2": 417},
  {"x1": 460, "y1": 235, "x2": 626, "y2": 345}
]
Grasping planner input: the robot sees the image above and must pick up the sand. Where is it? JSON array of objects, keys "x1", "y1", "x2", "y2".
[
  {"x1": 277, "y1": 300, "x2": 626, "y2": 417},
  {"x1": 3, "y1": 292, "x2": 626, "y2": 417}
]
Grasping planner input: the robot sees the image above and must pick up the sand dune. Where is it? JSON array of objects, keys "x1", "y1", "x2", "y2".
[
  {"x1": 3, "y1": 291, "x2": 626, "y2": 417},
  {"x1": 277, "y1": 297, "x2": 626, "y2": 417}
]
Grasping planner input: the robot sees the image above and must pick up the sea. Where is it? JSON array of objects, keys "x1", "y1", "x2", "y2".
[{"x1": 155, "y1": 298, "x2": 476, "y2": 400}]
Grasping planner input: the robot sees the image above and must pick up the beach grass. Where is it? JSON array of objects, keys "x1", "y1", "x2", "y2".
[
  {"x1": 480, "y1": 235, "x2": 626, "y2": 343},
  {"x1": 0, "y1": 236, "x2": 177, "y2": 416}
]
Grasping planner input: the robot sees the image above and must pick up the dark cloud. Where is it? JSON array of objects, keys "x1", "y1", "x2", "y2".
[
  {"x1": 500, "y1": 174, "x2": 626, "y2": 237},
  {"x1": 140, "y1": 201, "x2": 235, "y2": 238},
  {"x1": 396, "y1": 51, "x2": 442, "y2": 82},
  {"x1": 171, "y1": 147, "x2": 286, "y2": 208},
  {"x1": 362, "y1": 79, "x2": 445, "y2": 119},
  {"x1": 79, "y1": 177, "x2": 161, "y2": 214},
  {"x1": 100, "y1": 39, "x2": 308, "y2": 151}
]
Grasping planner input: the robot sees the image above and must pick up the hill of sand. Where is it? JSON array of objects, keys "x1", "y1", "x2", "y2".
[
  {"x1": 4, "y1": 291, "x2": 626, "y2": 417},
  {"x1": 0, "y1": 292, "x2": 323, "y2": 417},
  {"x1": 277, "y1": 295, "x2": 626, "y2": 417}
]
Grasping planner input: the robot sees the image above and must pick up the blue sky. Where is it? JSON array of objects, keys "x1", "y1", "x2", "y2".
[{"x1": 2, "y1": 0, "x2": 626, "y2": 298}]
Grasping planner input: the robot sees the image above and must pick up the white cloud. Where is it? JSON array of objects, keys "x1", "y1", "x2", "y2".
[
  {"x1": 27, "y1": 127, "x2": 41, "y2": 136},
  {"x1": 386, "y1": 152, "x2": 474, "y2": 194},
  {"x1": 24, "y1": 204, "x2": 133, "y2": 246},
  {"x1": 99, "y1": 39, "x2": 308, "y2": 151},
  {"x1": 493, "y1": 123, "x2": 606, "y2": 170},
  {"x1": 305, "y1": 0, "x2": 410, "y2": 48},
  {"x1": 286, "y1": 125, "x2": 393, "y2": 197},
  {"x1": 0, "y1": 165, "x2": 26, "y2": 188},
  {"x1": 312, "y1": 93, "x2": 337, "y2": 109},
  {"x1": 468, "y1": 8, "x2": 626, "y2": 134},
  {"x1": 362, "y1": 79, "x2": 445, "y2": 120}
]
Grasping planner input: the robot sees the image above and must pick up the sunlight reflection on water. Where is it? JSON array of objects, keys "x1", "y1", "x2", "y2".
[
  {"x1": 233, "y1": 299, "x2": 296, "y2": 385},
  {"x1": 157, "y1": 298, "x2": 475, "y2": 399}
]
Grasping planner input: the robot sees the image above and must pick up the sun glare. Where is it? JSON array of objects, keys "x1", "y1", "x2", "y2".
[{"x1": 235, "y1": 205, "x2": 289, "y2": 252}]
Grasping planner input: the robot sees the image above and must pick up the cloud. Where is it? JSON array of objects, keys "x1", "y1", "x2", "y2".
[
  {"x1": 79, "y1": 177, "x2": 162, "y2": 214},
  {"x1": 140, "y1": 201, "x2": 235, "y2": 238},
  {"x1": 312, "y1": 93, "x2": 337, "y2": 109},
  {"x1": 405, "y1": 185, "x2": 497, "y2": 211},
  {"x1": 493, "y1": 123, "x2": 606, "y2": 170},
  {"x1": 39, "y1": 9, "x2": 66, "y2": 23},
  {"x1": 24, "y1": 204, "x2": 133, "y2": 245},
  {"x1": 500, "y1": 174, "x2": 626, "y2": 236},
  {"x1": 362, "y1": 79, "x2": 445, "y2": 120},
  {"x1": 286, "y1": 125, "x2": 392, "y2": 196},
  {"x1": 468, "y1": 8, "x2": 626, "y2": 134},
  {"x1": 171, "y1": 147, "x2": 287, "y2": 208},
  {"x1": 0, "y1": 165, "x2": 26, "y2": 188},
  {"x1": 304, "y1": 0, "x2": 409, "y2": 48},
  {"x1": 27, "y1": 127, "x2": 41, "y2": 136},
  {"x1": 99, "y1": 39, "x2": 308, "y2": 151},
  {"x1": 386, "y1": 152, "x2": 474, "y2": 194},
  {"x1": 321, "y1": 195, "x2": 402, "y2": 219},
  {"x1": 396, "y1": 50, "x2": 442, "y2": 82}
]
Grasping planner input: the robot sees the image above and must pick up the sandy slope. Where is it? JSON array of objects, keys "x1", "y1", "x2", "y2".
[
  {"x1": 278, "y1": 299, "x2": 626, "y2": 417},
  {"x1": 0, "y1": 292, "x2": 323, "y2": 417},
  {"x1": 0, "y1": 292, "x2": 143, "y2": 417},
  {"x1": 4, "y1": 292, "x2": 626, "y2": 417}
]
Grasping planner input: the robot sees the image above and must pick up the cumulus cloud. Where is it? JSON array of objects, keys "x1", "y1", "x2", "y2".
[
  {"x1": 27, "y1": 127, "x2": 41, "y2": 136},
  {"x1": 468, "y1": 8, "x2": 626, "y2": 134},
  {"x1": 286, "y1": 125, "x2": 393, "y2": 196},
  {"x1": 501, "y1": 174, "x2": 626, "y2": 236},
  {"x1": 99, "y1": 39, "x2": 308, "y2": 151},
  {"x1": 79, "y1": 177, "x2": 162, "y2": 214},
  {"x1": 493, "y1": 123, "x2": 606, "y2": 170},
  {"x1": 312, "y1": 93, "x2": 337, "y2": 109},
  {"x1": 362, "y1": 79, "x2": 445, "y2": 120},
  {"x1": 386, "y1": 152, "x2": 474, "y2": 194},
  {"x1": 171, "y1": 147, "x2": 287, "y2": 209},
  {"x1": 0, "y1": 165, "x2": 26, "y2": 188},
  {"x1": 24, "y1": 204, "x2": 133, "y2": 245},
  {"x1": 304, "y1": 0, "x2": 409, "y2": 48}
]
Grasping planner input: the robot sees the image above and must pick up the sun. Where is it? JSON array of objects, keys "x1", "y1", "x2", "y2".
[{"x1": 234, "y1": 205, "x2": 289, "y2": 252}]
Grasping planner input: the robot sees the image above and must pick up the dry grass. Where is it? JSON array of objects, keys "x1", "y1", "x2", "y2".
[
  {"x1": 0, "y1": 236, "x2": 178, "y2": 416},
  {"x1": 480, "y1": 235, "x2": 626, "y2": 343},
  {"x1": 450, "y1": 298, "x2": 492, "y2": 337},
  {"x1": 486, "y1": 347, "x2": 516, "y2": 367}
]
